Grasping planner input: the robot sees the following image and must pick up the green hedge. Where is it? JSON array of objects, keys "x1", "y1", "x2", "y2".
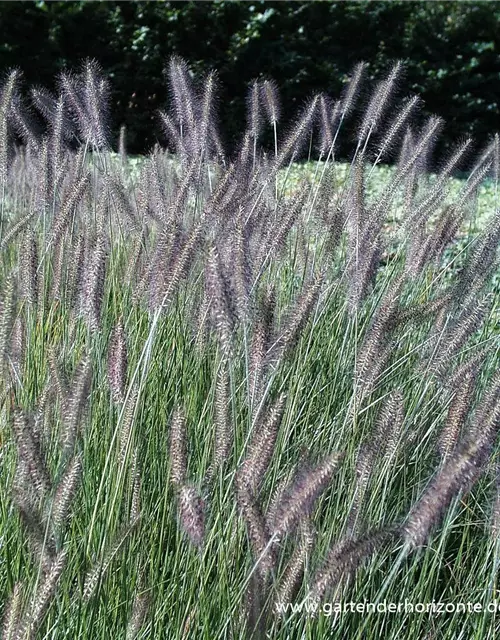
[{"x1": 1, "y1": 1, "x2": 499, "y2": 162}]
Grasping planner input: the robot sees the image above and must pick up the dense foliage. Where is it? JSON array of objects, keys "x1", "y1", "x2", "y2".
[{"x1": 0, "y1": 1, "x2": 498, "y2": 159}]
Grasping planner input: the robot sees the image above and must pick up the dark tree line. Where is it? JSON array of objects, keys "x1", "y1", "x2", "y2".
[{"x1": 1, "y1": 0, "x2": 498, "y2": 164}]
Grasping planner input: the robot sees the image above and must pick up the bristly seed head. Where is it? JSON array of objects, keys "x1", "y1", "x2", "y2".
[
  {"x1": 108, "y1": 317, "x2": 128, "y2": 405},
  {"x1": 177, "y1": 484, "x2": 205, "y2": 549},
  {"x1": 169, "y1": 406, "x2": 188, "y2": 489}
]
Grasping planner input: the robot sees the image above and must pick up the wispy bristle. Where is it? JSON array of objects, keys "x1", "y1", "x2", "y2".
[
  {"x1": 197, "y1": 69, "x2": 220, "y2": 160},
  {"x1": 260, "y1": 79, "x2": 281, "y2": 125},
  {"x1": 0, "y1": 69, "x2": 21, "y2": 185},
  {"x1": 205, "y1": 244, "x2": 236, "y2": 357},
  {"x1": 247, "y1": 80, "x2": 262, "y2": 140},
  {"x1": 12, "y1": 484, "x2": 55, "y2": 571},
  {"x1": 169, "y1": 406, "x2": 187, "y2": 489},
  {"x1": 310, "y1": 528, "x2": 392, "y2": 603},
  {"x1": 60, "y1": 355, "x2": 92, "y2": 458},
  {"x1": 268, "y1": 274, "x2": 322, "y2": 368},
  {"x1": 276, "y1": 95, "x2": 320, "y2": 167},
  {"x1": 165, "y1": 55, "x2": 196, "y2": 134},
  {"x1": 347, "y1": 389, "x2": 405, "y2": 536},
  {"x1": 317, "y1": 93, "x2": 334, "y2": 156},
  {"x1": 438, "y1": 372, "x2": 476, "y2": 460},
  {"x1": 341, "y1": 62, "x2": 366, "y2": 119},
  {"x1": 490, "y1": 463, "x2": 500, "y2": 541},
  {"x1": 0, "y1": 213, "x2": 33, "y2": 252},
  {"x1": 50, "y1": 453, "x2": 82, "y2": 532},
  {"x1": 19, "y1": 228, "x2": 38, "y2": 306},
  {"x1": 81, "y1": 233, "x2": 108, "y2": 332},
  {"x1": 126, "y1": 579, "x2": 150, "y2": 640},
  {"x1": 1, "y1": 582, "x2": 22, "y2": 640},
  {"x1": 108, "y1": 317, "x2": 128, "y2": 404},
  {"x1": 0, "y1": 274, "x2": 16, "y2": 377},
  {"x1": 274, "y1": 521, "x2": 315, "y2": 612},
  {"x1": 118, "y1": 124, "x2": 127, "y2": 164},
  {"x1": 50, "y1": 170, "x2": 90, "y2": 249},
  {"x1": 11, "y1": 407, "x2": 51, "y2": 500},
  {"x1": 210, "y1": 358, "x2": 232, "y2": 477},
  {"x1": 237, "y1": 393, "x2": 287, "y2": 495},
  {"x1": 248, "y1": 286, "x2": 276, "y2": 414},
  {"x1": 83, "y1": 520, "x2": 138, "y2": 602},
  {"x1": 130, "y1": 449, "x2": 142, "y2": 523},
  {"x1": 177, "y1": 484, "x2": 205, "y2": 549},
  {"x1": 14, "y1": 550, "x2": 67, "y2": 640},
  {"x1": 403, "y1": 430, "x2": 493, "y2": 549},
  {"x1": 236, "y1": 485, "x2": 277, "y2": 578},
  {"x1": 374, "y1": 95, "x2": 420, "y2": 163},
  {"x1": 358, "y1": 61, "x2": 403, "y2": 145},
  {"x1": 118, "y1": 384, "x2": 139, "y2": 470},
  {"x1": 271, "y1": 452, "x2": 344, "y2": 539}
]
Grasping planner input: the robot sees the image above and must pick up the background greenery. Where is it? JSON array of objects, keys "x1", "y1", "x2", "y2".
[{"x1": 1, "y1": 0, "x2": 499, "y2": 162}]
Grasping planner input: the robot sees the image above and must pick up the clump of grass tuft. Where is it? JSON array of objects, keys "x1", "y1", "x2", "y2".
[{"x1": 0, "y1": 55, "x2": 499, "y2": 639}]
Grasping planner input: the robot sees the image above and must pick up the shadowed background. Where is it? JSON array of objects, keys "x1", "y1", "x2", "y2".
[{"x1": 0, "y1": 1, "x2": 499, "y2": 162}]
